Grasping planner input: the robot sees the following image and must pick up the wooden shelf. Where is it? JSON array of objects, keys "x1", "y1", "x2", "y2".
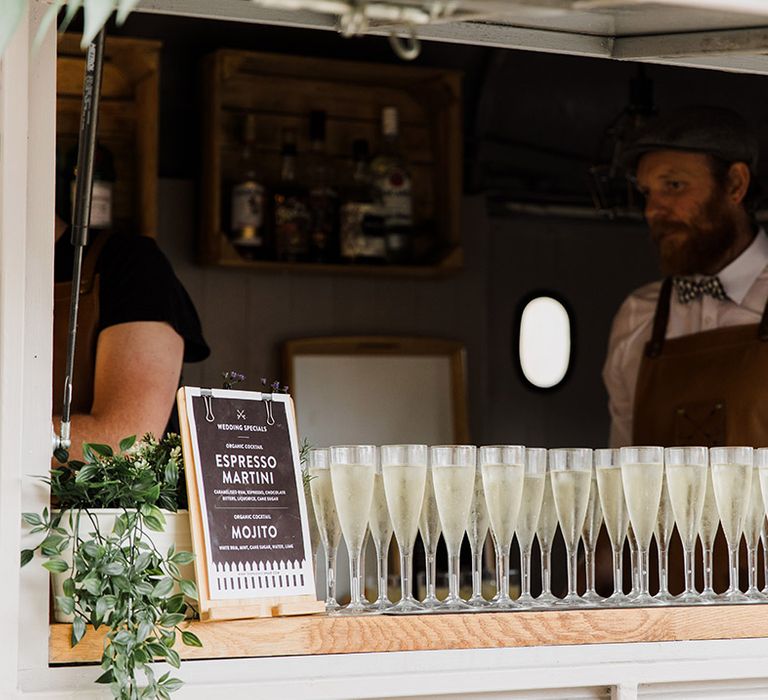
[{"x1": 49, "y1": 605, "x2": 768, "y2": 664}]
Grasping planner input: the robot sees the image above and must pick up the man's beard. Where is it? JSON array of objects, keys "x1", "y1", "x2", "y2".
[{"x1": 649, "y1": 192, "x2": 737, "y2": 276}]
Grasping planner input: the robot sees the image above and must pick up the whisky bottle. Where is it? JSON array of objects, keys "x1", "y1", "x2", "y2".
[
  {"x1": 340, "y1": 139, "x2": 385, "y2": 264},
  {"x1": 370, "y1": 106, "x2": 413, "y2": 263},
  {"x1": 230, "y1": 113, "x2": 268, "y2": 259},
  {"x1": 273, "y1": 128, "x2": 311, "y2": 262},
  {"x1": 307, "y1": 110, "x2": 340, "y2": 263}
]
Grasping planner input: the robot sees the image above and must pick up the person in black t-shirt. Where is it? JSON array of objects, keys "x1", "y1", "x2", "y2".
[{"x1": 53, "y1": 216, "x2": 210, "y2": 458}]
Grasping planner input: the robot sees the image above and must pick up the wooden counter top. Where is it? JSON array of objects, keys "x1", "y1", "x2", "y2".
[{"x1": 49, "y1": 604, "x2": 768, "y2": 664}]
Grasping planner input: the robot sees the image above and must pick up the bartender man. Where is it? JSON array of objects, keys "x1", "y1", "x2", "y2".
[
  {"x1": 53, "y1": 213, "x2": 210, "y2": 460},
  {"x1": 603, "y1": 106, "x2": 767, "y2": 450}
]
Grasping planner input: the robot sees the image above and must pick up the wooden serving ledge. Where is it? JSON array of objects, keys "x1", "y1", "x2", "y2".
[{"x1": 50, "y1": 605, "x2": 768, "y2": 664}]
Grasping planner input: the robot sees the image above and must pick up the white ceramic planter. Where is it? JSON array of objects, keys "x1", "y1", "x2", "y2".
[{"x1": 51, "y1": 508, "x2": 192, "y2": 623}]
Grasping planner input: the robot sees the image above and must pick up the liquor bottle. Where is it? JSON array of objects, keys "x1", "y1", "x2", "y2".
[
  {"x1": 306, "y1": 110, "x2": 340, "y2": 263},
  {"x1": 340, "y1": 139, "x2": 386, "y2": 264},
  {"x1": 65, "y1": 140, "x2": 116, "y2": 230},
  {"x1": 370, "y1": 106, "x2": 414, "y2": 264},
  {"x1": 230, "y1": 113, "x2": 268, "y2": 259},
  {"x1": 272, "y1": 128, "x2": 311, "y2": 262}
]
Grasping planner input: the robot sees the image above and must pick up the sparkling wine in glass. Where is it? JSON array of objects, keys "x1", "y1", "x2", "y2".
[
  {"x1": 382, "y1": 444, "x2": 428, "y2": 613},
  {"x1": 762, "y1": 517, "x2": 768, "y2": 595},
  {"x1": 742, "y1": 463, "x2": 765, "y2": 602},
  {"x1": 664, "y1": 446, "x2": 707, "y2": 605},
  {"x1": 756, "y1": 450, "x2": 768, "y2": 595},
  {"x1": 620, "y1": 446, "x2": 664, "y2": 606},
  {"x1": 550, "y1": 448, "x2": 593, "y2": 607},
  {"x1": 466, "y1": 465, "x2": 490, "y2": 608},
  {"x1": 330, "y1": 445, "x2": 377, "y2": 614},
  {"x1": 536, "y1": 470, "x2": 560, "y2": 606},
  {"x1": 432, "y1": 445, "x2": 477, "y2": 611},
  {"x1": 710, "y1": 446, "x2": 753, "y2": 604},
  {"x1": 595, "y1": 448, "x2": 628, "y2": 606},
  {"x1": 368, "y1": 461, "x2": 394, "y2": 610},
  {"x1": 698, "y1": 464, "x2": 720, "y2": 603},
  {"x1": 581, "y1": 471, "x2": 604, "y2": 605},
  {"x1": 653, "y1": 471, "x2": 675, "y2": 603},
  {"x1": 516, "y1": 448, "x2": 546, "y2": 608},
  {"x1": 309, "y1": 448, "x2": 342, "y2": 610},
  {"x1": 481, "y1": 445, "x2": 525, "y2": 610},
  {"x1": 419, "y1": 464, "x2": 442, "y2": 609},
  {"x1": 304, "y1": 479, "x2": 321, "y2": 580}
]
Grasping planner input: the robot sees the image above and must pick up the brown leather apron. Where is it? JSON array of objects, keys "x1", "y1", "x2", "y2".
[
  {"x1": 52, "y1": 234, "x2": 111, "y2": 416},
  {"x1": 632, "y1": 276, "x2": 768, "y2": 593}
]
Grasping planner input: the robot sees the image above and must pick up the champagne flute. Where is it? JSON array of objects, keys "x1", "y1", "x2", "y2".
[
  {"x1": 595, "y1": 448, "x2": 629, "y2": 606},
  {"x1": 756, "y1": 450, "x2": 768, "y2": 595},
  {"x1": 550, "y1": 448, "x2": 593, "y2": 607},
  {"x1": 432, "y1": 445, "x2": 477, "y2": 611},
  {"x1": 710, "y1": 446, "x2": 753, "y2": 604},
  {"x1": 653, "y1": 472, "x2": 675, "y2": 603},
  {"x1": 481, "y1": 445, "x2": 525, "y2": 610},
  {"x1": 466, "y1": 465, "x2": 490, "y2": 608},
  {"x1": 382, "y1": 444, "x2": 428, "y2": 613},
  {"x1": 698, "y1": 464, "x2": 720, "y2": 603},
  {"x1": 627, "y1": 523, "x2": 640, "y2": 598},
  {"x1": 742, "y1": 459, "x2": 764, "y2": 602},
  {"x1": 309, "y1": 448, "x2": 341, "y2": 610},
  {"x1": 581, "y1": 471, "x2": 604, "y2": 605},
  {"x1": 536, "y1": 468, "x2": 560, "y2": 606},
  {"x1": 368, "y1": 460, "x2": 394, "y2": 610},
  {"x1": 304, "y1": 479, "x2": 321, "y2": 580},
  {"x1": 419, "y1": 463, "x2": 442, "y2": 609},
  {"x1": 664, "y1": 447, "x2": 707, "y2": 605},
  {"x1": 620, "y1": 446, "x2": 664, "y2": 606},
  {"x1": 330, "y1": 445, "x2": 377, "y2": 614},
  {"x1": 516, "y1": 448, "x2": 547, "y2": 608}
]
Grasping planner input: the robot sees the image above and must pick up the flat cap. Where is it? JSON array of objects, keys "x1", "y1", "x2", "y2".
[{"x1": 621, "y1": 105, "x2": 759, "y2": 174}]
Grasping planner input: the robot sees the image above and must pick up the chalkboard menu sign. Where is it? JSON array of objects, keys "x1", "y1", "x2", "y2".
[{"x1": 178, "y1": 387, "x2": 321, "y2": 618}]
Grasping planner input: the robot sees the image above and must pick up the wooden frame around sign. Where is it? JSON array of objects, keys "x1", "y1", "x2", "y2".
[{"x1": 177, "y1": 387, "x2": 325, "y2": 620}]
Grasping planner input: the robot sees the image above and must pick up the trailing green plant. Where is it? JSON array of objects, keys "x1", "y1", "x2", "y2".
[{"x1": 21, "y1": 433, "x2": 201, "y2": 700}]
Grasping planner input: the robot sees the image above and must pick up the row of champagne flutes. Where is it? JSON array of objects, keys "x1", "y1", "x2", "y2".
[{"x1": 306, "y1": 444, "x2": 768, "y2": 614}]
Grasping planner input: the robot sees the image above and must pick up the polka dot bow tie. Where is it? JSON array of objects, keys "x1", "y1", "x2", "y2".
[{"x1": 672, "y1": 275, "x2": 728, "y2": 304}]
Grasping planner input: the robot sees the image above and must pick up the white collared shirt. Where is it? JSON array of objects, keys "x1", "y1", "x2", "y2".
[{"x1": 603, "y1": 229, "x2": 768, "y2": 448}]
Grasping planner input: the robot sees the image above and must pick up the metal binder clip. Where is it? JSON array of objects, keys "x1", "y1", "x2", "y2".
[
  {"x1": 263, "y1": 394, "x2": 276, "y2": 426},
  {"x1": 201, "y1": 389, "x2": 215, "y2": 422}
]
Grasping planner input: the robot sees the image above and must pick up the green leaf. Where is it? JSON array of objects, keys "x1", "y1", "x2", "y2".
[
  {"x1": 63, "y1": 578, "x2": 75, "y2": 596},
  {"x1": 181, "y1": 631, "x2": 202, "y2": 648},
  {"x1": 95, "y1": 595, "x2": 115, "y2": 620},
  {"x1": 87, "y1": 442, "x2": 113, "y2": 458},
  {"x1": 166, "y1": 594, "x2": 186, "y2": 614},
  {"x1": 20, "y1": 549, "x2": 34, "y2": 567},
  {"x1": 71, "y1": 617, "x2": 86, "y2": 646},
  {"x1": 42, "y1": 559, "x2": 68, "y2": 573},
  {"x1": 165, "y1": 648, "x2": 181, "y2": 669},
  {"x1": 21, "y1": 512, "x2": 42, "y2": 527},
  {"x1": 171, "y1": 551, "x2": 195, "y2": 565},
  {"x1": 179, "y1": 579, "x2": 198, "y2": 600},
  {"x1": 134, "y1": 580, "x2": 154, "y2": 596},
  {"x1": 82, "y1": 575, "x2": 103, "y2": 596},
  {"x1": 161, "y1": 677, "x2": 185, "y2": 692},
  {"x1": 119, "y1": 435, "x2": 137, "y2": 452},
  {"x1": 102, "y1": 561, "x2": 125, "y2": 576},
  {"x1": 112, "y1": 514, "x2": 128, "y2": 537},
  {"x1": 94, "y1": 669, "x2": 114, "y2": 685},
  {"x1": 74, "y1": 464, "x2": 99, "y2": 484},
  {"x1": 152, "y1": 578, "x2": 174, "y2": 599},
  {"x1": 136, "y1": 620, "x2": 153, "y2": 643},
  {"x1": 0, "y1": 0, "x2": 25, "y2": 58},
  {"x1": 55, "y1": 596, "x2": 75, "y2": 616},
  {"x1": 158, "y1": 613, "x2": 185, "y2": 628},
  {"x1": 146, "y1": 642, "x2": 167, "y2": 658},
  {"x1": 143, "y1": 514, "x2": 164, "y2": 532}
]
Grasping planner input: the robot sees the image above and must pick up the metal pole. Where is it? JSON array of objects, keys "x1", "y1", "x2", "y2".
[{"x1": 52, "y1": 28, "x2": 106, "y2": 462}]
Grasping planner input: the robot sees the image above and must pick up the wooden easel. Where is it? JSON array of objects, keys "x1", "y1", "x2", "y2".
[{"x1": 177, "y1": 388, "x2": 325, "y2": 620}]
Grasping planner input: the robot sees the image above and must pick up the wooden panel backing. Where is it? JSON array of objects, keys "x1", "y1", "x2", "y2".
[
  {"x1": 56, "y1": 34, "x2": 160, "y2": 238},
  {"x1": 200, "y1": 49, "x2": 463, "y2": 273},
  {"x1": 49, "y1": 605, "x2": 768, "y2": 664}
]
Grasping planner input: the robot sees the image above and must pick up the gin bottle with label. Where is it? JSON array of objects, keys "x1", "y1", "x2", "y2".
[
  {"x1": 230, "y1": 113, "x2": 268, "y2": 259},
  {"x1": 370, "y1": 106, "x2": 413, "y2": 264},
  {"x1": 307, "y1": 110, "x2": 340, "y2": 263},
  {"x1": 340, "y1": 139, "x2": 386, "y2": 264},
  {"x1": 272, "y1": 128, "x2": 311, "y2": 262}
]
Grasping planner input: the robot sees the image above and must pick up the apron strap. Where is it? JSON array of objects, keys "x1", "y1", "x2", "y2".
[
  {"x1": 646, "y1": 277, "x2": 673, "y2": 358},
  {"x1": 78, "y1": 231, "x2": 112, "y2": 294},
  {"x1": 759, "y1": 291, "x2": 768, "y2": 341}
]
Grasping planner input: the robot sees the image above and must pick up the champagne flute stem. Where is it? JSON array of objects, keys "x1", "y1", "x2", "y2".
[
  {"x1": 327, "y1": 548, "x2": 338, "y2": 603},
  {"x1": 542, "y1": 547, "x2": 552, "y2": 596},
  {"x1": 471, "y1": 548, "x2": 483, "y2": 599},
  {"x1": 703, "y1": 545, "x2": 714, "y2": 592},
  {"x1": 658, "y1": 545, "x2": 669, "y2": 594},
  {"x1": 349, "y1": 549, "x2": 362, "y2": 606},
  {"x1": 521, "y1": 548, "x2": 531, "y2": 597},
  {"x1": 683, "y1": 546, "x2": 696, "y2": 594},
  {"x1": 567, "y1": 545, "x2": 578, "y2": 598},
  {"x1": 448, "y1": 551, "x2": 461, "y2": 600},
  {"x1": 426, "y1": 551, "x2": 437, "y2": 599},
  {"x1": 612, "y1": 546, "x2": 623, "y2": 596},
  {"x1": 499, "y1": 551, "x2": 510, "y2": 600},
  {"x1": 638, "y1": 547, "x2": 650, "y2": 596},
  {"x1": 400, "y1": 550, "x2": 413, "y2": 600},
  {"x1": 376, "y1": 546, "x2": 388, "y2": 601},
  {"x1": 728, "y1": 545, "x2": 739, "y2": 593},
  {"x1": 585, "y1": 546, "x2": 596, "y2": 593},
  {"x1": 748, "y1": 546, "x2": 758, "y2": 591}
]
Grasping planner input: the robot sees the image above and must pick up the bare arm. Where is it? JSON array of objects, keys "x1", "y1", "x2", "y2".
[{"x1": 54, "y1": 321, "x2": 184, "y2": 460}]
